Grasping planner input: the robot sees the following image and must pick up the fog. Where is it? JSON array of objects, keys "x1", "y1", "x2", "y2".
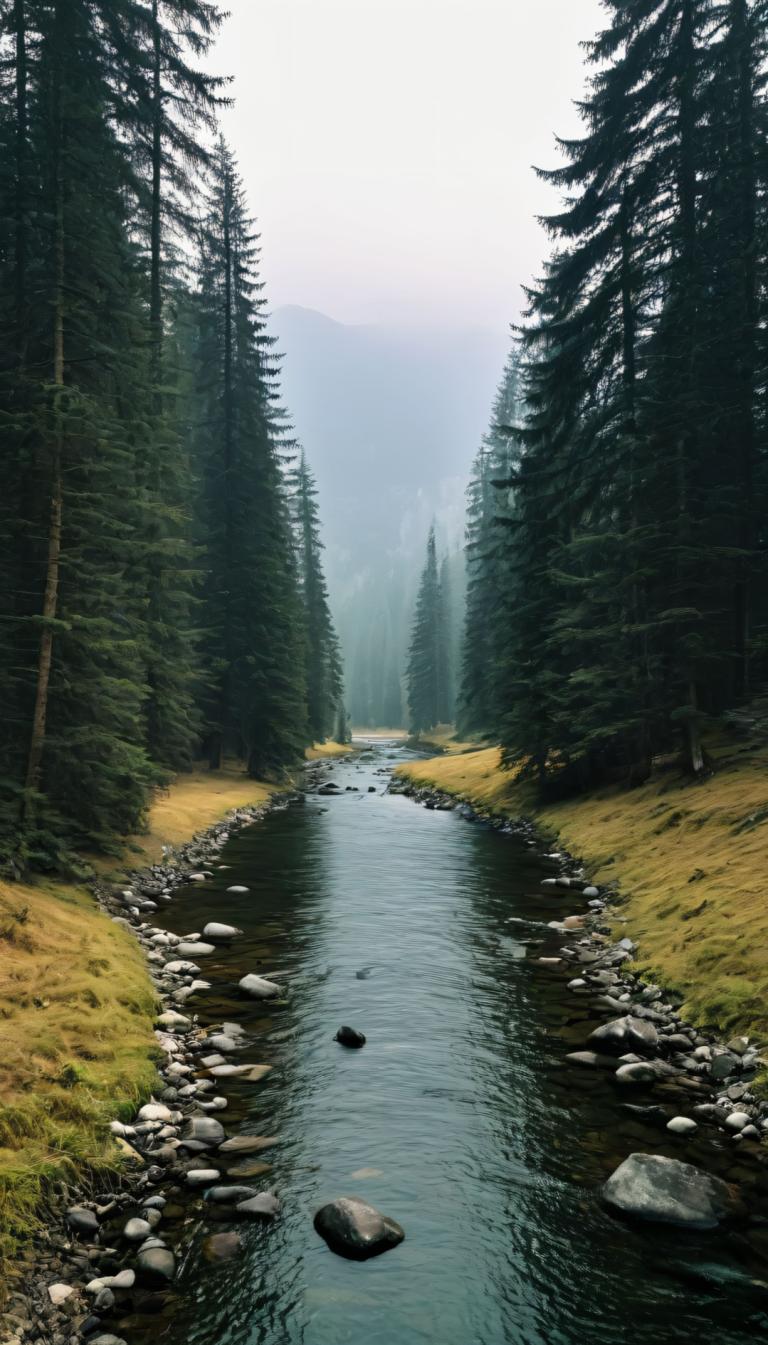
[{"x1": 211, "y1": 0, "x2": 606, "y2": 724}]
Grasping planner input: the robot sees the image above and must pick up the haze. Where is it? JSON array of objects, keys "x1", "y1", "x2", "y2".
[
  {"x1": 212, "y1": 0, "x2": 607, "y2": 722},
  {"x1": 215, "y1": 0, "x2": 605, "y2": 329}
]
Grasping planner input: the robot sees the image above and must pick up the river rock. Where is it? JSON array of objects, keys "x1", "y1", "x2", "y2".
[
  {"x1": 183, "y1": 1116, "x2": 226, "y2": 1146},
  {"x1": 185, "y1": 1168, "x2": 220, "y2": 1187},
  {"x1": 164, "y1": 960, "x2": 201, "y2": 975},
  {"x1": 335, "y1": 1026, "x2": 366, "y2": 1048},
  {"x1": 156, "y1": 1010, "x2": 191, "y2": 1031},
  {"x1": 667, "y1": 1116, "x2": 698, "y2": 1136},
  {"x1": 203, "y1": 923, "x2": 243, "y2": 941},
  {"x1": 236, "y1": 1192, "x2": 280, "y2": 1219},
  {"x1": 314, "y1": 1196, "x2": 405, "y2": 1260},
  {"x1": 136, "y1": 1243, "x2": 175, "y2": 1285},
  {"x1": 207, "y1": 1034, "x2": 239, "y2": 1053},
  {"x1": 67, "y1": 1206, "x2": 99, "y2": 1237},
  {"x1": 138, "y1": 1103, "x2": 173, "y2": 1123},
  {"x1": 589, "y1": 1015, "x2": 659, "y2": 1055},
  {"x1": 226, "y1": 886, "x2": 250, "y2": 894},
  {"x1": 725, "y1": 1111, "x2": 751, "y2": 1131},
  {"x1": 565, "y1": 1051, "x2": 618, "y2": 1071},
  {"x1": 123, "y1": 1217, "x2": 152, "y2": 1242},
  {"x1": 202, "y1": 1232, "x2": 243, "y2": 1263},
  {"x1": 239, "y1": 973, "x2": 282, "y2": 999},
  {"x1": 219, "y1": 1135, "x2": 278, "y2": 1154},
  {"x1": 710, "y1": 1051, "x2": 740, "y2": 1081},
  {"x1": 47, "y1": 1284, "x2": 75, "y2": 1306},
  {"x1": 727, "y1": 1036, "x2": 750, "y2": 1056},
  {"x1": 602, "y1": 1152, "x2": 738, "y2": 1229},
  {"x1": 204, "y1": 1185, "x2": 258, "y2": 1204},
  {"x1": 176, "y1": 941, "x2": 215, "y2": 957}
]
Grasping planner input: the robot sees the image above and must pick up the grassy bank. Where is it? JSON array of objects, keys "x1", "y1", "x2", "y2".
[
  {"x1": 397, "y1": 737, "x2": 768, "y2": 1041},
  {"x1": 0, "y1": 762, "x2": 284, "y2": 1292}
]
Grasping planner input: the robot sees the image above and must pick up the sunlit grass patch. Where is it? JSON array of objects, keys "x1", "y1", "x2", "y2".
[{"x1": 397, "y1": 736, "x2": 768, "y2": 1042}]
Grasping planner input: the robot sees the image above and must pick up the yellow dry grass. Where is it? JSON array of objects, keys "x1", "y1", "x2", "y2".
[
  {"x1": 115, "y1": 765, "x2": 279, "y2": 867},
  {"x1": 305, "y1": 741, "x2": 354, "y2": 760},
  {"x1": 0, "y1": 877, "x2": 158, "y2": 1279},
  {"x1": 407, "y1": 724, "x2": 479, "y2": 755},
  {"x1": 398, "y1": 738, "x2": 768, "y2": 1040},
  {"x1": 0, "y1": 763, "x2": 281, "y2": 1290}
]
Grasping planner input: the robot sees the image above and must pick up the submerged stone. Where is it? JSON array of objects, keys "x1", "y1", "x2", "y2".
[
  {"x1": 314, "y1": 1196, "x2": 405, "y2": 1260},
  {"x1": 602, "y1": 1153, "x2": 738, "y2": 1229}
]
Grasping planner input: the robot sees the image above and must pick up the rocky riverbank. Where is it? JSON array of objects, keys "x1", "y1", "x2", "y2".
[
  {"x1": 391, "y1": 774, "x2": 768, "y2": 1231},
  {"x1": 0, "y1": 788, "x2": 295, "y2": 1345}
]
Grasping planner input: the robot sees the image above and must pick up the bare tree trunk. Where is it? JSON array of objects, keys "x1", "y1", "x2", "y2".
[
  {"x1": 150, "y1": 0, "x2": 163, "y2": 412},
  {"x1": 24, "y1": 55, "x2": 65, "y2": 800},
  {"x1": 210, "y1": 158, "x2": 234, "y2": 771},
  {"x1": 14, "y1": 0, "x2": 28, "y2": 370}
]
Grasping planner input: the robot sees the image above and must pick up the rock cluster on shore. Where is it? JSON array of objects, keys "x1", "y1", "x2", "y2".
[{"x1": 394, "y1": 773, "x2": 768, "y2": 1222}]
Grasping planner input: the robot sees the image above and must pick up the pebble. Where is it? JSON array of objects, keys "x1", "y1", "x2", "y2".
[
  {"x1": 185, "y1": 1169, "x2": 221, "y2": 1187},
  {"x1": 667, "y1": 1116, "x2": 698, "y2": 1136},
  {"x1": 47, "y1": 1284, "x2": 75, "y2": 1306},
  {"x1": 725, "y1": 1111, "x2": 751, "y2": 1131}
]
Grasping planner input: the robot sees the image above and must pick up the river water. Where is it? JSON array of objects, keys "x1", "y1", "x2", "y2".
[{"x1": 146, "y1": 741, "x2": 768, "y2": 1345}]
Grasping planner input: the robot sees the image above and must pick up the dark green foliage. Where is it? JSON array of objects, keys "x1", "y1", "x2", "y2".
[
  {"x1": 292, "y1": 451, "x2": 344, "y2": 742},
  {"x1": 479, "y1": 0, "x2": 768, "y2": 796},
  {"x1": 192, "y1": 139, "x2": 308, "y2": 778},
  {"x1": 0, "y1": 5, "x2": 329, "y2": 867},
  {"x1": 406, "y1": 526, "x2": 451, "y2": 734},
  {"x1": 458, "y1": 346, "x2": 522, "y2": 737}
]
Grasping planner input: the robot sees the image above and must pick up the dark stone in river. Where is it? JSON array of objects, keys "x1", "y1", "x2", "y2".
[
  {"x1": 204, "y1": 1185, "x2": 258, "y2": 1204},
  {"x1": 314, "y1": 1196, "x2": 405, "y2": 1260},
  {"x1": 602, "y1": 1153, "x2": 740, "y2": 1230},
  {"x1": 136, "y1": 1243, "x2": 176, "y2": 1285},
  {"x1": 202, "y1": 1232, "x2": 243, "y2": 1263},
  {"x1": 588, "y1": 1015, "x2": 659, "y2": 1056},
  {"x1": 236, "y1": 1192, "x2": 280, "y2": 1219},
  {"x1": 219, "y1": 1135, "x2": 278, "y2": 1154},
  {"x1": 335, "y1": 1025, "x2": 366, "y2": 1048}
]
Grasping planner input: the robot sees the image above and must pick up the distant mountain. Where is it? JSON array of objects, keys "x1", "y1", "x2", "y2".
[{"x1": 271, "y1": 305, "x2": 510, "y2": 592}]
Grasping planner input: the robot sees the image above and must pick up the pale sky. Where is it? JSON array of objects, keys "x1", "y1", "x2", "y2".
[{"x1": 213, "y1": 0, "x2": 606, "y2": 330}]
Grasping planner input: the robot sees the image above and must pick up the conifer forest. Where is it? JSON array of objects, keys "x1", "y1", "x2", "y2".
[{"x1": 5, "y1": 5, "x2": 768, "y2": 1345}]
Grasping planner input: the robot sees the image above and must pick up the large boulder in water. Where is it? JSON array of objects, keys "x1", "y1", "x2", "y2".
[
  {"x1": 602, "y1": 1153, "x2": 739, "y2": 1230},
  {"x1": 588, "y1": 1016, "x2": 659, "y2": 1055},
  {"x1": 314, "y1": 1196, "x2": 405, "y2": 1260}
]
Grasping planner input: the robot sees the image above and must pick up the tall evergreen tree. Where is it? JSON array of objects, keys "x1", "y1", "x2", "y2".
[
  {"x1": 292, "y1": 450, "x2": 344, "y2": 742},
  {"x1": 406, "y1": 526, "x2": 450, "y2": 734},
  {"x1": 193, "y1": 139, "x2": 308, "y2": 777}
]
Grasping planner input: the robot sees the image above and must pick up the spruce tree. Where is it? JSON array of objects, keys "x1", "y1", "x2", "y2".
[
  {"x1": 292, "y1": 450, "x2": 344, "y2": 742},
  {"x1": 193, "y1": 139, "x2": 308, "y2": 777},
  {"x1": 406, "y1": 526, "x2": 450, "y2": 735}
]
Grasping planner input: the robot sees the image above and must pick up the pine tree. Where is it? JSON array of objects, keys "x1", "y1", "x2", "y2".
[
  {"x1": 406, "y1": 526, "x2": 450, "y2": 735},
  {"x1": 193, "y1": 139, "x2": 308, "y2": 777},
  {"x1": 292, "y1": 450, "x2": 344, "y2": 742},
  {"x1": 0, "y1": 0, "x2": 161, "y2": 862},
  {"x1": 458, "y1": 346, "x2": 522, "y2": 737}
]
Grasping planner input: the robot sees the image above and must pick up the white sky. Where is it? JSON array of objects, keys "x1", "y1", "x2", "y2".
[{"x1": 213, "y1": 0, "x2": 605, "y2": 330}]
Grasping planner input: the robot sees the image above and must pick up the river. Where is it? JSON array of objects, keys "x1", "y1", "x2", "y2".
[{"x1": 143, "y1": 741, "x2": 768, "y2": 1345}]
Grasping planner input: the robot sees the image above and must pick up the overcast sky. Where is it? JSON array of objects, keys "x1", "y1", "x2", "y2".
[{"x1": 212, "y1": 0, "x2": 605, "y2": 331}]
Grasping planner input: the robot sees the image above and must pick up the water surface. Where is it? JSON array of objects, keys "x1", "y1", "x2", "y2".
[{"x1": 146, "y1": 743, "x2": 768, "y2": 1344}]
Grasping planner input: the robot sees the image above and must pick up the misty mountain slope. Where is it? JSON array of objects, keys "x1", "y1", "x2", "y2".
[
  {"x1": 272, "y1": 305, "x2": 509, "y2": 582},
  {"x1": 272, "y1": 305, "x2": 508, "y2": 724}
]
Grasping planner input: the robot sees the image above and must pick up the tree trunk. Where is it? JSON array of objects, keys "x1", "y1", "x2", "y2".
[
  {"x1": 731, "y1": 0, "x2": 757, "y2": 698},
  {"x1": 14, "y1": 0, "x2": 28, "y2": 370},
  {"x1": 24, "y1": 65, "x2": 65, "y2": 799},
  {"x1": 150, "y1": 0, "x2": 163, "y2": 412},
  {"x1": 211, "y1": 160, "x2": 234, "y2": 770}
]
